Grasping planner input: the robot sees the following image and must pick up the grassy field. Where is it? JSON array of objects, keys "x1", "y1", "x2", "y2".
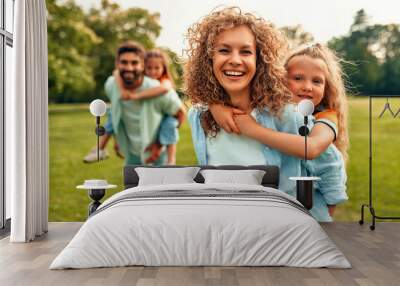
[{"x1": 49, "y1": 97, "x2": 400, "y2": 221}]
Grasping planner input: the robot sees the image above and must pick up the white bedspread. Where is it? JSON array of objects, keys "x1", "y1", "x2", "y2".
[{"x1": 50, "y1": 183, "x2": 351, "y2": 269}]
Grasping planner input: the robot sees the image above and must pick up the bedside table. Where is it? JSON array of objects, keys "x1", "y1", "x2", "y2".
[{"x1": 77, "y1": 180, "x2": 117, "y2": 216}]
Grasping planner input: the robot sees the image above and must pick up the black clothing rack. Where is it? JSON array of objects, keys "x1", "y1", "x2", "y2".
[{"x1": 360, "y1": 95, "x2": 400, "y2": 230}]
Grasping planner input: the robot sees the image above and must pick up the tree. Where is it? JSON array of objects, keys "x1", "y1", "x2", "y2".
[
  {"x1": 329, "y1": 9, "x2": 400, "y2": 95},
  {"x1": 47, "y1": 0, "x2": 180, "y2": 102},
  {"x1": 162, "y1": 47, "x2": 184, "y2": 96},
  {"x1": 328, "y1": 10, "x2": 383, "y2": 95},
  {"x1": 85, "y1": 0, "x2": 162, "y2": 100},
  {"x1": 376, "y1": 24, "x2": 400, "y2": 94},
  {"x1": 280, "y1": 25, "x2": 314, "y2": 49},
  {"x1": 47, "y1": 0, "x2": 100, "y2": 102}
]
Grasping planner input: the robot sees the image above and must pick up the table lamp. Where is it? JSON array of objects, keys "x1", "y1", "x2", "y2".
[{"x1": 290, "y1": 99, "x2": 320, "y2": 210}]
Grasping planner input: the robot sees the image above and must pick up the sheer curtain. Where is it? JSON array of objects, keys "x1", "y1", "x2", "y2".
[{"x1": 8, "y1": 0, "x2": 48, "y2": 242}]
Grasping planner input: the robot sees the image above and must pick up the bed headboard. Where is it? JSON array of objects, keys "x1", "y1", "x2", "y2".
[{"x1": 123, "y1": 165, "x2": 279, "y2": 189}]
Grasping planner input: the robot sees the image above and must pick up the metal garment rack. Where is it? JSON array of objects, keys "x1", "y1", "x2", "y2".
[{"x1": 360, "y1": 95, "x2": 400, "y2": 230}]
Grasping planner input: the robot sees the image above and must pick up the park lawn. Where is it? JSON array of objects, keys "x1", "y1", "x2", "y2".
[{"x1": 49, "y1": 97, "x2": 400, "y2": 222}]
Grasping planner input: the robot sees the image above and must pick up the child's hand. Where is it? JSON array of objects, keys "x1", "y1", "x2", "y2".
[
  {"x1": 129, "y1": 92, "x2": 141, "y2": 100},
  {"x1": 145, "y1": 142, "x2": 163, "y2": 164},
  {"x1": 209, "y1": 104, "x2": 244, "y2": 134},
  {"x1": 113, "y1": 142, "x2": 124, "y2": 159},
  {"x1": 175, "y1": 108, "x2": 186, "y2": 128},
  {"x1": 233, "y1": 114, "x2": 258, "y2": 138},
  {"x1": 120, "y1": 91, "x2": 131, "y2": 100},
  {"x1": 328, "y1": 205, "x2": 336, "y2": 217}
]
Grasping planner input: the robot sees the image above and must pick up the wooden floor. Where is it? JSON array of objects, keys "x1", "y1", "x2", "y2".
[{"x1": 0, "y1": 222, "x2": 399, "y2": 286}]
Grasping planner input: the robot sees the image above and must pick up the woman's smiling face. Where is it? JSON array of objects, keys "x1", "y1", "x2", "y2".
[{"x1": 212, "y1": 25, "x2": 257, "y2": 99}]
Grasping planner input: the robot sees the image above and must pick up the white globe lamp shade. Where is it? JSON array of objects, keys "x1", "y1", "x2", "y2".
[
  {"x1": 297, "y1": 99, "x2": 314, "y2": 117},
  {"x1": 89, "y1": 99, "x2": 107, "y2": 117}
]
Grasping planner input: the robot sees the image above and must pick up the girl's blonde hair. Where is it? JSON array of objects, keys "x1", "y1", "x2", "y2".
[
  {"x1": 285, "y1": 43, "x2": 349, "y2": 162},
  {"x1": 145, "y1": 49, "x2": 175, "y2": 88},
  {"x1": 184, "y1": 6, "x2": 291, "y2": 136}
]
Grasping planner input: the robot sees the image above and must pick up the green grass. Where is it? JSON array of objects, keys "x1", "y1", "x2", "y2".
[
  {"x1": 335, "y1": 97, "x2": 400, "y2": 221},
  {"x1": 49, "y1": 98, "x2": 400, "y2": 222}
]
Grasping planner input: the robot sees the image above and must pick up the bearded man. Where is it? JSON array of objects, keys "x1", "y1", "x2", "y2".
[{"x1": 105, "y1": 41, "x2": 185, "y2": 165}]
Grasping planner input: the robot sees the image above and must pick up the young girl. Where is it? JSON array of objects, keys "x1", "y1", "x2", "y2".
[
  {"x1": 118, "y1": 49, "x2": 175, "y2": 101},
  {"x1": 209, "y1": 43, "x2": 349, "y2": 219},
  {"x1": 185, "y1": 7, "x2": 347, "y2": 222}
]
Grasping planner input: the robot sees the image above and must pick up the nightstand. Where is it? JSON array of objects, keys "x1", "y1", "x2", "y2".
[{"x1": 77, "y1": 180, "x2": 117, "y2": 216}]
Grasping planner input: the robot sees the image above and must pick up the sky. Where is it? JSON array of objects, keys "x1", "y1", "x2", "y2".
[{"x1": 79, "y1": 0, "x2": 400, "y2": 55}]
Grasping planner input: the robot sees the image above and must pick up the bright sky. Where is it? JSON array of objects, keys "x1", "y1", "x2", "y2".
[{"x1": 79, "y1": 0, "x2": 400, "y2": 55}]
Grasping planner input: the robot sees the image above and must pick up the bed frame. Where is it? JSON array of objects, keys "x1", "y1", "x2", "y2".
[{"x1": 123, "y1": 165, "x2": 279, "y2": 189}]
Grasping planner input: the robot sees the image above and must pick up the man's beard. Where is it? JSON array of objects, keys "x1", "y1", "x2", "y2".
[{"x1": 119, "y1": 70, "x2": 143, "y2": 88}]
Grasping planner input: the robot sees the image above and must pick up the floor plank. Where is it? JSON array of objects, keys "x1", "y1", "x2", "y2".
[{"x1": 0, "y1": 222, "x2": 399, "y2": 286}]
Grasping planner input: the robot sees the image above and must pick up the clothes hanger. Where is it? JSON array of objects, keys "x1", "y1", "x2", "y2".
[
  {"x1": 394, "y1": 104, "x2": 400, "y2": 118},
  {"x1": 378, "y1": 97, "x2": 395, "y2": 118}
]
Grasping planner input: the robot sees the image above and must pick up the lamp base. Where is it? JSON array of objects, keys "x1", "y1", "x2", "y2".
[
  {"x1": 296, "y1": 180, "x2": 314, "y2": 210},
  {"x1": 289, "y1": 177, "x2": 320, "y2": 210},
  {"x1": 95, "y1": 125, "x2": 106, "y2": 136},
  {"x1": 88, "y1": 189, "x2": 105, "y2": 216}
]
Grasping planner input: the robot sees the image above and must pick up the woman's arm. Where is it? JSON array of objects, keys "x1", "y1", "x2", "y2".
[{"x1": 234, "y1": 114, "x2": 335, "y2": 160}]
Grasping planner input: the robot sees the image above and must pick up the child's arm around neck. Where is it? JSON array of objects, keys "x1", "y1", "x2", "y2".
[
  {"x1": 209, "y1": 103, "x2": 336, "y2": 159},
  {"x1": 235, "y1": 114, "x2": 335, "y2": 160},
  {"x1": 132, "y1": 79, "x2": 172, "y2": 100}
]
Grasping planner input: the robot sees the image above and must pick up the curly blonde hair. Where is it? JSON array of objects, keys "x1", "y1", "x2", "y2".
[
  {"x1": 285, "y1": 43, "x2": 349, "y2": 162},
  {"x1": 183, "y1": 7, "x2": 291, "y2": 136}
]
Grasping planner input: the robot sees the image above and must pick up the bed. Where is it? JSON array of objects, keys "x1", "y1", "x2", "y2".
[{"x1": 50, "y1": 165, "x2": 350, "y2": 269}]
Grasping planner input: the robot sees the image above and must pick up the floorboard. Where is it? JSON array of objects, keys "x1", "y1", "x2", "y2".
[{"x1": 0, "y1": 222, "x2": 398, "y2": 286}]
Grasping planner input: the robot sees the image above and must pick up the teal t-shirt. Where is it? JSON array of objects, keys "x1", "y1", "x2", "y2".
[
  {"x1": 206, "y1": 111, "x2": 266, "y2": 165},
  {"x1": 105, "y1": 75, "x2": 182, "y2": 163},
  {"x1": 120, "y1": 100, "x2": 142, "y2": 155}
]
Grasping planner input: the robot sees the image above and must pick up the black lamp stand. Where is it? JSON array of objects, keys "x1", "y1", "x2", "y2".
[
  {"x1": 296, "y1": 116, "x2": 314, "y2": 210},
  {"x1": 95, "y1": 116, "x2": 105, "y2": 162}
]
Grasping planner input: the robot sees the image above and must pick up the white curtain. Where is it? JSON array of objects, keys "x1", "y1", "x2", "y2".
[{"x1": 8, "y1": 0, "x2": 49, "y2": 242}]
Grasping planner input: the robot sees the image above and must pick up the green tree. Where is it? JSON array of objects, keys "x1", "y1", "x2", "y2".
[
  {"x1": 85, "y1": 0, "x2": 162, "y2": 100},
  {"x1": 162, "y1": 47, "x2": 184, "y2": 95},
  {"x1": 47, "y1": 0, "x2": 184, "y2": 102},
  {"x1": 47, "y1": 0, "x2": 100, "y2": 102},
  {"x1": 377, "y1": 24, "x2": 400, "y2": 94},
  {"x1": 328, "y1": 10, "x2": 383, "y2": 95},
  {"x1": 280, "y1": 25, "x2": 314, "y2": 49}
]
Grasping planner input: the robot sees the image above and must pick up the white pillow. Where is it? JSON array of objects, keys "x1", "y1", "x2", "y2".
[
  {"x1": 200, "y1": 169, "x2": 266, "y2": 185},
  {"x1": 135, "y1": 167, "x2": 201, "y2": 186}
]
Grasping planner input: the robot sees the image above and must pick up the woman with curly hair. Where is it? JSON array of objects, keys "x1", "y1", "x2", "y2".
[{"x1": 185, "y1": 7, "x2": 347, "y2": 222}]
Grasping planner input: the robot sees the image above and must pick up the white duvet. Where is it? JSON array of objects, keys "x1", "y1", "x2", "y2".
[{"x1": 50, "y1": 183, "x2": 351, "y2": 269}]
